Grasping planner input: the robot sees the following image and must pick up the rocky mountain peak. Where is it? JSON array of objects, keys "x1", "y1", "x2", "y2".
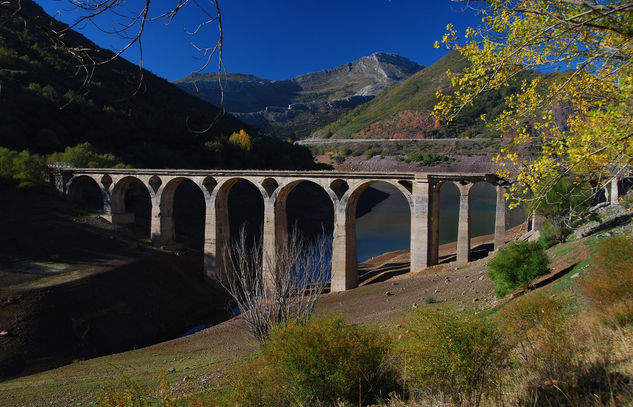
[
  {"x1": 292, "y1": 52, "x2": 423, "y2": 90},
  {"x1": 173, "y1": 52, "x2": 424, "y2": 138},
  {"x1": 366, "y1": 52, "x2": 425, "y2": 79}
]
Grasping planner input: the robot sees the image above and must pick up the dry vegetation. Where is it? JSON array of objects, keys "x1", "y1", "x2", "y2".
[{"x1": 2, "y1": 218, "x2": 632, "y2": 407}]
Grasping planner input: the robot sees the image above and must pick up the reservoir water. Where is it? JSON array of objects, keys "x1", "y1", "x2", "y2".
[{"x1": 355, "y1": 182, "x2": 527, "y2": 263}]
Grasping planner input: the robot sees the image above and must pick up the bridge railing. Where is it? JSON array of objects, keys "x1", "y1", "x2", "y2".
[{"x1": 47, "y1": 162, "x2": 76, "y2": 169}]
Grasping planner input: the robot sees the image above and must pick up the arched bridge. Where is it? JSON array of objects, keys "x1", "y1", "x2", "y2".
[{"x1": 49, "y1": 169, "x2": 509, "y2": 292}]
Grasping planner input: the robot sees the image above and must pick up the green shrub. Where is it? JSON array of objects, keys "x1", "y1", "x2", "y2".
[
  {"x1": 0, "y1": 147, "x2": 45, "y2": 187},
  {"x1": 537, "y1": 223, "x2": 558, "y2": 248},
  {"x1": 532, "y1": 176, "x2": 593, "y2": 243},
  {"x1": 0, "y1": 147, "x2": 18, "y2": 179},
  {"x1": 47, "y1": 143, "x2": 127, "y2": 168},
  {"x1": 399, "y1": 310, "x2": 510, "y2": 407},
  {"x1": 364, "y1": 147, "x2": 381, "y2": 158},
  {"x1": 405, "y1": 151, "x2": 450, "y2": 166},
  {"x1": 230, "y1": 317, "x2": 397, "y2": 406},
  {"x1": 406, "y1": 151, "x2": 424, "y2": 162},
  {"x1": 488, "y1": 241, "x2": 549, "y2": 297},
  {"x1": 583, "y1": 236, "x2": 633, "y2": 326}
]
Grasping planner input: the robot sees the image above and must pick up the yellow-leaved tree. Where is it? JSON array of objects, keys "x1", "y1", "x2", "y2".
[
  {"x1": 228, "y1": 129, "x2": 252, "y2": 161},
  {"x1": 434, "y1": 0, "x2": 633, "y2": 210}
]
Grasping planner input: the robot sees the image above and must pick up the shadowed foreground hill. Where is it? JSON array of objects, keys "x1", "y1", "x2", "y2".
[
  {"x1": 0, "y1": 185, "x2": 231, "y2": 380},
  {"x1": 0, "y1": 0, "x2": 319, "y2": 170}
]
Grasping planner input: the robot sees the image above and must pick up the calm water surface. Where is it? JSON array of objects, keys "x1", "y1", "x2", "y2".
[{"x1": 355, "y1": 183, "x2": 526, "y2": 263}]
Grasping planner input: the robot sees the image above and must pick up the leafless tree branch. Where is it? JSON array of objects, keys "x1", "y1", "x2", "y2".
[
  {"x1": 220, "y1": 225, "x2": 331, "y2": 343},
  {"x1": 1, "y1": 0, "x2": 226, "y2": 118}
]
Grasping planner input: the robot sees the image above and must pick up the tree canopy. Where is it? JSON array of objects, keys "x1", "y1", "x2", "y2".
[{"x1": 434, "y1": 0, "x2": 633, "y2": 208}]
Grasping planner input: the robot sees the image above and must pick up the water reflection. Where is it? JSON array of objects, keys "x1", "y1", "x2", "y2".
[{"x1": 356, "y1": 183, "x2": 526, "y2": 263}]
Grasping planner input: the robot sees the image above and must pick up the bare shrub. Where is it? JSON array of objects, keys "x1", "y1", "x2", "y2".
[{"x1": 221, "y1": 225, "x2": 330, "y2": 342}]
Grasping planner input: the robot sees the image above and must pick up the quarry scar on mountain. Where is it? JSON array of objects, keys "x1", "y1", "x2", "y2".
[{"x1": 50, "y1": 168, "x2": 510, "y2": 292}]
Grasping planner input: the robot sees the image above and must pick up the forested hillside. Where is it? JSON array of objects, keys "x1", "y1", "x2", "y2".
[
  {"x1": 314, "y1": 51, "x2": 549, "y2": 140},
  {"x1": 0, "y1": 0, "x2": 318, "y2": 170}
]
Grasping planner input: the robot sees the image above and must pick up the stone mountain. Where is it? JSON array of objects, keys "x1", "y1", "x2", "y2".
[{"x1": 173, "y1": 53, "x2": 423, "y2": 139}]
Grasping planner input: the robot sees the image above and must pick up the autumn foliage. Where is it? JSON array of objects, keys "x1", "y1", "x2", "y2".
[{"x1": 434, "y1": 1, "x2": 633, "y2": 207}]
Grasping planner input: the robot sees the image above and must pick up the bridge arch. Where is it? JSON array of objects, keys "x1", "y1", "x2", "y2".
[
  {"x1": 354, "y1": 181, "x2": 412, "y2": 280},
  {"x1": 429, "y1": 180, "x2": 460, "y2": 264},
  {"x1": 111, "y1": 175, "x2": 153, "y2": 236},
  {"x1": 159, "y1": 176, "x2": 206, "y2": 208},
  {"x1": 330, "y1": 179, "x2": 413, "y2": 290},
  {"x1": 213, "y1": 177, "x2": 265, "y2": 205},
  {"x1": 273, "y1": 179, "x2": 335, "y2": 206},
  {"x1": 342, "y1": 179, "x2": 413, "y2": 211},
  {"x1": 212, "y1": 177, "x2": 265, "y2": 279},
  {"x1": 156, "y1": 176, "x2": 206, "y2": 249},
  {"x1": 273, "y1": 179, "x2": 335, "y2": 246},
  {"x1": 112, "y1": 176, "x2": 153, "y2": 213},
  {"x1": 67, "y1": 175, "x2": 105, "y2": 211},
  {"x1": 468, "y1": 181, "x2": 499, "y2": 260}
]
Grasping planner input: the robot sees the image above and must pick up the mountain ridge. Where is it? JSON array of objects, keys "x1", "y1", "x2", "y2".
[{"x1": 173, "y1": 52, "x2": 424, "y2": 139}]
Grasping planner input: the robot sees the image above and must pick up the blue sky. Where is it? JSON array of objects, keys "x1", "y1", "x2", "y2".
[{"x1": 36, "y1": 0, "x2": 482, "y2": 81}]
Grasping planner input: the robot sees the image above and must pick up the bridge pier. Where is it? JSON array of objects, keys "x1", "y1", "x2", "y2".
[
  {"x1": 494, "y1": 185, "x2": 506, "y2": 251},
  {"x1": 331, "y1": 201, "x2": 358, "y2": 292},
  {"x1": 202, "y1": 195, "x2": 219, "y2": 282},
  {"x1": 149, "y1": 197, "x2": 162, "y2": 244},
  {"x1": 429, "y1": 182, "x2": 441, "y2": 266},
  {"x1": 410, "y1": 175, "x2": 432, "y2": 272},
  {"x1": 212, "y1": 182, "x2": 232, "y2": 283},
  {"x1": 455, "y1": 182, "x2": 473, "y2": 264},
  {"x1": 262, "y1": 197, "x2": 278, "y2": 286}
]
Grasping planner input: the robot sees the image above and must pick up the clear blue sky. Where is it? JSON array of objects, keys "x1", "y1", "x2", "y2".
[{"x1": 36, "y1": 0, "x2": 482, "y2": 81}]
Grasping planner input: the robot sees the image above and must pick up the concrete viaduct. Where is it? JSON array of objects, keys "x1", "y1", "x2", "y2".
[{"x1": 49, "y1": 169, "x2": 510, "y2": 292}]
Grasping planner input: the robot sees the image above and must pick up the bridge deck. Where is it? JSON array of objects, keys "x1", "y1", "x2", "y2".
[{"x1": 63, "y1": 168, "x2": 500, "y2": 182}]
